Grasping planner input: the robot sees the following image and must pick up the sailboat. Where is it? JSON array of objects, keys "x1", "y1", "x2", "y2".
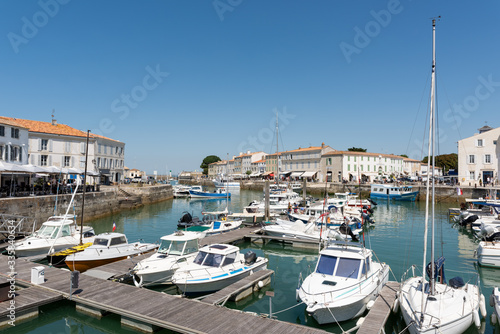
[{"x1": 398, "y1": 18, "x2": 486, "y2": 333}]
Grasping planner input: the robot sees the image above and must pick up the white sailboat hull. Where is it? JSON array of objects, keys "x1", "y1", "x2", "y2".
[{"x1": 399, "y1": 277, "x2": 480, "y2": 334}]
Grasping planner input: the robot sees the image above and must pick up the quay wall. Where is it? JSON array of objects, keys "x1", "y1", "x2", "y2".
[
  {"x1": 0, "y1": 185, "x2": 173, "y2": 230},
  {"x1": 181, "y1": 179, "x2": 497, "y2": 203}
]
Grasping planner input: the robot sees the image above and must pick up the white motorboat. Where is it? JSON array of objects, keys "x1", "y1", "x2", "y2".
[
  {"x1": 492, "y1": 288, "x2": 500, "y2": 326},
  {"x1": 297, "y1": 241, "x2": 390, "y2": 324},
  {"x1": 476, "y1": 225, "x2": 500, "y2": 268},
  {"x1": 246, "y1": 190, "x2": 302, "y2": 214},
  {"x1": 13, "y1": 215, "x2": 95, "y2": 257},
  {"x1": 399, "y1": 19, "x2": 486, "y2": 334},
  {"x1": 263, "y1": 219, "x2": 358, "y2": 242},
  {"x1": 172, "y1": 244, "x2": 268, "y2": 294},
  {"x1": 173, "y1": 185, "x2": 203, "y2": 198},
  {"x1": 65, "y1": 232, "x2": 158, "y2": 272},
  {"x1": 185, "y1": 210, "x2": 242, "y2": 236},
  {"x1": 132, "y1": 231, "x2": 202, "y2": 287}
]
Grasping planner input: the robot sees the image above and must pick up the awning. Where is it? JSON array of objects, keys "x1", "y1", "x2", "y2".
[
  {"x1": 291, "y1": 171, "x2": 304, "y2": 177},
  {"x1": 262, "y1": 171, "x2": 273, "y2": 176},
  {"x1": 301, "y1": 171, "x2": 317, "y2": 178}
]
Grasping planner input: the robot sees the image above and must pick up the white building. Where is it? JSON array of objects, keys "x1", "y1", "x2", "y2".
[
  {"x1": 0, "y1": 117, "x2": 29, "y2": 165},
  {"x1": 458, "y1": 125, "x2": 499, "y2": 186},
  {"x1": 6, "y1": 117, "x2": 125, "y2": 184},
  {"x1": 403, "y1": 157, "x2": 423, "y2": 179},
  {"x1": 233, "y1": 151, "x2": 266, "y2": 178},
  {"x1": 322, "y1": 151, "x2": 405, "y2": 182}
]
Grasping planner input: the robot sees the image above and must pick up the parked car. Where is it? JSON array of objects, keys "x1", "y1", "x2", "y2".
[{"x1": 131, "y1": 177, "x2": 143, "y2": 183}]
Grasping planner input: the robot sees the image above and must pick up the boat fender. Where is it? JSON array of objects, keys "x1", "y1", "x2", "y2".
[
  {"x1": 479, "y1": 294, "x2": 486, "y2": 318},
  {"x1": 392, "y1": 296, "x2": 400, "y2": 313},
  {"x1": 257, "y1": 280, "x2": 264, "y2": 289},
  {"x1": 366, "y1": 300, "x2": 375, "y2": 310},
  {"x1": 133, "y1": 274, "x2": 143, "y2": 288},
  {"x1": 490, "y1": 292, "x2": 496, "y2": 307},
  {"x1": 356, "y1": 317, "x2": 365, "y2": 327},
  {"x1": 492, "y1": 313, "x2": 497, "y2": 325},
  {"x1": 296, "y1": 288, "x2": 300, "y2": 302},
  {"x1": 473, "y1": 309, "x2": 480, "y2": 328}
]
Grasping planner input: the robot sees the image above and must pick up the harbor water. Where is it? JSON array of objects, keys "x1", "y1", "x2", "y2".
[{"x1": 5, "y1": 188, "x2": 499, "y2": 333}]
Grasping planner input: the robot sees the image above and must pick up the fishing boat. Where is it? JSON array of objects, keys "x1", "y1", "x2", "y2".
[
  {"x1": 398, "y1": 18, "x2": 486, "y2": 333},
  {"x1": 189, "y1": 187, "x2": 231, "y2": 198},
  {"x1": 172, "y1": 244, "x2": 268, "y2": 294},
  {"x1": 13, "y1": 215, "x2": 95, "y2": 257},
  {"x1": 297, "y1": 240, "x2": 390, "y2": 324},
  {"x1": 132, "y1": 231, "x2": 202, "y2": 287},
  {"x1": 370, "y1": 184, "x2": 419, "y2": 201},
  {"x1": 65, "y1": 232, "x2": 157, "y2": 272}
]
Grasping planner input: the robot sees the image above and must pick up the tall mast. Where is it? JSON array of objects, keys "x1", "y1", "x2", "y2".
[
  {"x1": 430, "y1": 17, "x2": 437, "y2": 295},
  {"x1": 80, "y1": 130, "x2": 90, "y2": 245},
  {"x1": 276, "y1": 110, "x2": 279, "y2": 186}
]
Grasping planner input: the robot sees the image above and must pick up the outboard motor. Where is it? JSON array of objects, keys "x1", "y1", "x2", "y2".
[
  {"x1": 244, "y1": 251, "x2": 257, "y2": 265},
  {"x1": 339, "y1": 223, "x2": 358, "y2": 242},
  {"x1": 461, "y1": 214, "x2": 479, "y2": 226},
  {"x1": 484, "y1": 232, "x2": 500, "y2": 242},
  {"x1": 177, "y1": 212, "x2": 193, "y2": 227}
]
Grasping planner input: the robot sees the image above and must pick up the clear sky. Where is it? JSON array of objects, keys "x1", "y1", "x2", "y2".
[{"x1": 1, "y1": 0, "x2": 499, "y2": 174}]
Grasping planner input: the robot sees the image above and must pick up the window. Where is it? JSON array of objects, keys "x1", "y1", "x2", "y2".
[
  {"x1": 222, "y1": 252, "x2": 237, "y2": 266},
  {"x1": 80, "y1": 157, "x2": 85, "y2": 168},
  {"x1": 11, "y1": 128, "x2": 19, "y2": 139},
  {"x1": 468, "y1": 155, "x2": 475, "y2": 164},
  {"x1": 110, "y1": 236, "x2": 127, "y2": 246},
  {"x1": 335, "y1": 258, "x2": 361, "y2": 279},
  {"x1": 494, "y1": 140, "x2": 498, "y2": 145},
  {"x1": 41, "y1": 155, "x2": 48, "y2": 166},
  {"x1": 64, "y1": 156, "x2": 70, "y2": 167},
  {"x1": 347, "y1": 164, "x2": 350, "y2": 171},
  {"x1": 485, "y1": 154, "x2": 491, "y2": 164},
  {"x1": 469, "y1": 171, "x2": 475, "y2": 180},
  {"x1": 362, "y1": 258, "x2": 371, "y2": 275},
  {"x1": 477, "y1": 139, "x2": 483, "y2": 147},
  {"x1": 98, "y1": 144, "x2": 101, "y2": 153},
  {"x1": 0, "y1": 126, "x2": 4, "y2": 136},
  {"x1": 316, "y1": 255, "x2": 337, "y2": 275},
  {"x1": 0, "y1": 146, "x2": 3, "y2": 160},
  {"x1": 41, "y1": 139, "x2": 48, "y2": 151},
  {"x1": 354, "y1": 165, "x2": 357, "y2": 172},
  {"x1": 65, "y1": 142, "x2": 71, "y2": 153}
]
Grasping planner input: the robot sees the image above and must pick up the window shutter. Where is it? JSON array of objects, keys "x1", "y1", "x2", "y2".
[
  {"x1": 48, "y1": 155, "x2": 52, "y2": 166},
  {"x1": 80, "y1": 142, "x2": 85, "y2": 154},
  {"x1": 38, "y1": 139, "x2": 41, "y2": 151},
  {"x1": 49, "y1": 139, "x2": 53, "y2": 152},
  {"x1": 71, "y1": 157, "x2": 75, "y2": 167},
  {"x1": 19, "y1": 148, "x2": 22, "y2": 162},
  {"x1": 30, "y1": 154, "x2": 34, "y2": 165},
  {"x1": 61, "y1": 156, "x2": 65, "y2": 167},
  {"x1": 38, "y1": 155, "x2": 41, "y2": 165}
]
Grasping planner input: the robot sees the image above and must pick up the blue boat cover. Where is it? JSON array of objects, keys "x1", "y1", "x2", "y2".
[{"x1": 426, "y1": 256, "x2": 446, "y2": 283}]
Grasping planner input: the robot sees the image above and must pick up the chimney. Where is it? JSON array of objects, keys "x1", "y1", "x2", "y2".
[
  {"x1": 247, "y1": 150, "x2": 250, "y2": 154},
  {"x1": 52, "y1": 118, "x2": 57, "y2": 126},
  {"x1": 321, "y1": 142, "x2": 325, "y2": 148}
]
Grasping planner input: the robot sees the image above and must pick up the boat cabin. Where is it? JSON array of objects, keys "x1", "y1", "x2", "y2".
[
  {"x1": 158, "y1": 231, "x2": 200, "y2": 256},
  {"x1": 315, "y1": 247, "x2": 372, "y2": 281},
  {"x1": 92, "y1": 233, "x2": 128, "y2": 247},
  {"x1": 192, "y1": 244, "x2": 239, "y2": 268},
  {"x1": 35, "y1": 220, "x2": 76, "y2": 239}
]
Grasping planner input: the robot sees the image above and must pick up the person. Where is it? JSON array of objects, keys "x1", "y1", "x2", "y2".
[{"x1": 287, "y1": 202, "x2": 292, "y2": 214}]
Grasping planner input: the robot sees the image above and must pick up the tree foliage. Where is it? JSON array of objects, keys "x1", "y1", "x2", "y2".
[
  {"x1": 400, "y1": 154, "x2": 409, "y2": 158},
  {"x1": 200, "y1": 155, "x2": 221, "y2": 175},
  {"x1": 421, "y1": 153, "x2": 458, "y2": 174},
  {"x1": 347, "y1": 147, "x2": 367, "y2": 152}
]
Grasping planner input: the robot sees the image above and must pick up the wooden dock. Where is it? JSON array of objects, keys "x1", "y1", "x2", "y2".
[
  {"x1": 1, "y1": 259, "x2": 329, "y2": 333},
  {"x1": 357, "y1": 281, "x2": 399, "y2": 334},
  {"x1": 201, "y1": 269, "x2": 274, "y2": 305},
  {"x1": 200, "y1": 225, "x2": 261, "y2": 246},
  {"x1": 0, "y1": 284, "x2": 63, "y2": 327}
]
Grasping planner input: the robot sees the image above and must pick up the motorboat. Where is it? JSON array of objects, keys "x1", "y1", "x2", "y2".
[
  {"x1": 370, "y1": 184, "x2": 419, "y2": 201},
  {"x1": 177, "y1": 211, "x2": 204, "y2": 228},
  {"x1": 492, "y1": 288, "x2": 500, "y2": 326},
  {"x1": 476, "y1": 225, "x2": 500, "y2": 268},
  {"x1": 334, "y1": 192, "x2": 376, "y2": 209},
  {"x1": 132, "y1": 231, "x2": 202, "y2": 287},
  {"x1": 246, "y1": 190, "x2": 302, "y2": 214},
  {"x1": 172, "y1": 244, "x2": 268, "y2": 294},
  {"x1": 65, "y1": 232, "x2": 158, "y2": 272},
  {"x1": 262, "y1": 219, "x2": 358, "y2": 242},
  {"x1": 399, "y1": 19, "x2": 486, "y2": 334},
  {"x1": 13, "y1": 215, "x2": 95, "y2": 257},
  {"x1": 47, "y1": 242, "x2": 93, "y2": 266},
  {"x1": 173, "y1": 185, "x2": 203, "y2": 198},
  {"x1": 189, "y1": 187, "x2": 231, "y2": 199},
  {"x1": 227, "y1": 206, "x2": 266, "y2": 224},
  {"x1": 297, "y1": 240, "x2": 390, "y2": 324},
  {"x1": 187, "y1": 218, "x2": 242, "y2": 236}
]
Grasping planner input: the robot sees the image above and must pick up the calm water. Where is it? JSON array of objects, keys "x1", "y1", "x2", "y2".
[{"x1": 6, "y1": 188, "x2": 500, "y2": 333}]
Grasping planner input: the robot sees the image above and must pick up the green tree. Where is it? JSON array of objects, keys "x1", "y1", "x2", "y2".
[
  {"x1": 200, "y1": 155, "x2": 221, "y2": 175},
  {"x1": 422, "y1": 153, "x2": 458, "y2": 174},
  {"x1": 347, "y1": 147, "x2": 367, "y2": 152},
  {"x1": 400, "y1": 154, "x2": 409, "y2": 158}
]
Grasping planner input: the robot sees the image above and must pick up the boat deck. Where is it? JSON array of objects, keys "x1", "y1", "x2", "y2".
[
  {"x1": 0, "y1": 260, "x2": 328, "y2": 334},
  {"x1": 356, "y1": 281, "x2": 399, "y2": 334}
]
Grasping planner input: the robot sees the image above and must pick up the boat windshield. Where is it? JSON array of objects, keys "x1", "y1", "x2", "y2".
[
  {"x1": 316, "y1": 255, "x2": 338, "y2": 275},
  {"x1": 37, "y1": 225, "x2": 60, "y2": 238},
  {"x1": 193, "y1": 251, "x2": 224, "y2": 267},
  {"x1": 336, "y1": 258, "x2": 361, "y2": 279},
  {"x1": 93, "y1": 238, "x2": 109, "y2": 246},
  {"x1": 158, "y1": 239, "x2": 186, "y2": 255}
]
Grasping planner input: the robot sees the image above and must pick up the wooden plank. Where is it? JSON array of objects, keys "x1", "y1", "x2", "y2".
[
  {"x1": 0, "y1": 286, "x2": 63, "y2": 317},
  {"x1": 357, "y1": 281, "x2": 399, "y2": 334}
]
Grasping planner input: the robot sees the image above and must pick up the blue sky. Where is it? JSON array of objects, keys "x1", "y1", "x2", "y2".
[{"x1": 1, "y1": 0, "x2": 499, "y2": 174}]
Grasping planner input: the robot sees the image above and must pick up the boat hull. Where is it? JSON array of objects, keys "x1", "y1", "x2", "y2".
[
  {"x1": 66, "y1": 256, "x2": 128, "y2": 272},
  {"x1": 189, "y1": 190, "x2": 231, "y2": 198},
  {"x1": 477, "y1": 242, "x2": 500, "y2": 268},
  {"x1": 370, "y1": 191, "x2": 418, "y2": 201}
]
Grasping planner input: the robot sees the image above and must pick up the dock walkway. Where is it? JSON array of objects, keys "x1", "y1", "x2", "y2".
[
  {"x1": 1, "y1": 259, "x2": 328, "y2": 334},
  {"x1": 357, "y1": 281, "x2": 399, "y2": 334},
  {"x1": 202, "y1": 269, "x2": 273, "y2": 305}
]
